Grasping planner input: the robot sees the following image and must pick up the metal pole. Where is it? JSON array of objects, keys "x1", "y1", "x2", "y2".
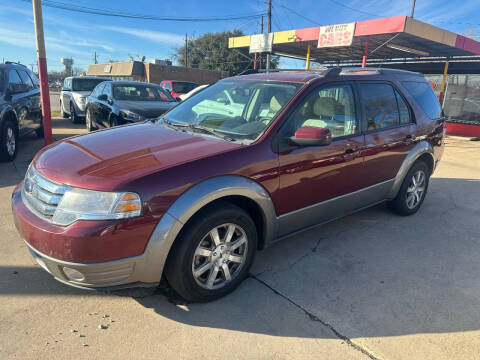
[
  {"x1": 266, "y1": 0, "x2": 271, "y2": 72},
  {"x1": 362, "y1": 37, "x2": 369, "y2": 68},
  {"x1": 305, "y1": 45, "x2": 311, "y2": 70},
  {"x1": 254, "y1": 53, "x2": 258, "y2": 70},
  {"x1": 410, "y1": 0, "x2": 416, "y2": 17},
  {"x1": 259, "y1": 15, "x2": 264, "y2": 71},
  {"x1": 32, "y1": 0, "x2": 52, "y2": 146},
  {"x1": 185, "y1": 33, "x2": 188, "y2": 68},
  {"x1": 438, "y1": 60, "x2": 449, "y2": 104}
]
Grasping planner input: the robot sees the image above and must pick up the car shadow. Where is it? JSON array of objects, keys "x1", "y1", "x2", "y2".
[{"x1": 2, "y1": 177, "x2": 479, "y2": 340}]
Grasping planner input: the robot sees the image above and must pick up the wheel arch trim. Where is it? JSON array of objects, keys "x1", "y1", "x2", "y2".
[
  {"x1": 387, "y1": 140, "x2": 434, "y2": 199},
  {"x1": 140, "y1": 175, "x2": 277, "y2": 284}
]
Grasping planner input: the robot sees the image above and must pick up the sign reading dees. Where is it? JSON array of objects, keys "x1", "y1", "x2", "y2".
[{"x1": 318, "y1": 22, "x2": 355, "y2": 48}]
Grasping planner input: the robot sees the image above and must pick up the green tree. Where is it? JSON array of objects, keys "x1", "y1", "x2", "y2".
[{"x1": 175, "y1": 29, "x2": 279, "y2": 76}]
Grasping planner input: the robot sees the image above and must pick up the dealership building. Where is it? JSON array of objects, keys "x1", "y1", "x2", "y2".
[
  {"x1": 87, "y1": 61, "x2": 227, "y2": 85},
  {"x1": 229, "y1": 15, "x2": 480, "y2": 137}
]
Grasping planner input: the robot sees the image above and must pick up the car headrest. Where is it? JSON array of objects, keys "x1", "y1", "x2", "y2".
[
  {"x1": 269, "y1": 92, "x2": 290, "y2": 113},
  {"x1": 313, "y1": 97, "x2": 337, "y2": 117}
]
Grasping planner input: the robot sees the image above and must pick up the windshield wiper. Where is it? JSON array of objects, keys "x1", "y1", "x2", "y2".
[{"x1": 163, "y1": 120, "x2": 234, "y2": 141}]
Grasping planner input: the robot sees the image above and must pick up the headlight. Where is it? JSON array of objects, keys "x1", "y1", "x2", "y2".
[
  {"x1": 73, "y1": 94, "x2": 87, "y2": 105},
  {"x1": 52, "y1": 188, "x2": 141, "y2": 226},
  {"x1": 120, "y1": 110, "x2": 143, "y2": 121}
]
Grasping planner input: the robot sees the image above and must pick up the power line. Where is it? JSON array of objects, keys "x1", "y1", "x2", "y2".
[
  {"x1": 327, "y1": 0, "x2": 382, "y2": 18},
  {"x1": 278, "y1": 4, "x2": 321, "y2": 25},
  {"x1": 20, "y1": 0, "x2": 266, "y2": 22}
]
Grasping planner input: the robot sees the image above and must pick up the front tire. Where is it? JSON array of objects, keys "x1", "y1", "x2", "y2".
[
  {"x1": 165, "y1": 202, "x2": 257, "y2": 302},
  {"x1": 70, "y1": 103, "x2": 79, "y2": 124},
  {"x1": 0, "y1": 119, "x2": 18, "y2": 162},
  {"x1": 61, "y1": 101, "x2": 68, "y2": 118},
  {"x1": 388, "y1": 161, "x2": 429, "y2": 216},
  {"x1": 86, "y1": 108, "x2": 96, "y2": 132}
]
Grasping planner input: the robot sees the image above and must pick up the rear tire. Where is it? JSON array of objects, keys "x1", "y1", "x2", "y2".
[
  {"x1": 165, "y1": 202, "x2": 257, "y2": 302},
  {"x1": 35, "y1": 116, "x2": 44, "y2": 138},
  {"x1": 0, "y1": 119, "x2": 18, "y2": 162},
  {"x1": 388, "y1": 161, "x2": 430, "y2": 216}
]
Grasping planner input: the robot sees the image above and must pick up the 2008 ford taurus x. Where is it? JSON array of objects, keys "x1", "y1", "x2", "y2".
[{"x1": 11, "y1": 68, "x2": 445, "y2": 302}]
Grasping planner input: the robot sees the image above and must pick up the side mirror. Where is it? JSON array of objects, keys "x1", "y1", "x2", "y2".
[
  {"x1": 289, "y1": 126, "x2": 332, "y2": 147},
  {"x1": 175, "y1": 97, "x2": 182, "y2": 102},
  {"x1": 9, "y1": 83, "x2": 29, "y2": 94},
  {"x1": 97, "y1": 94, "x2": 108, "y2": 101}
]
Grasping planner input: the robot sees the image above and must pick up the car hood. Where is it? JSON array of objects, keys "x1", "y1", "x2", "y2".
[
  {"x1": 115, "y1": 100, "x2": 177, "y2": 118},
  {"x1": 33, "y1": 122, "x2": 244, "y2": 191}
]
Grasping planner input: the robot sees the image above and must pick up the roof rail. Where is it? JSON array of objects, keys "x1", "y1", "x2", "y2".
[{"x1": 4, "y1": 61, "x2": 27, "y2": 67}]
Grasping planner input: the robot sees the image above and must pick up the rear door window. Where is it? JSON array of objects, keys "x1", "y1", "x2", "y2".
[
  {"x1": 358, "y1": 83, "x2": 400, "y2": 130},
  {"x1": 402, "y1": 81, "x2": 442, "y2": 119},
  {"x1": 18, "y1": 70, "x2": 34, "y2": 90},
  {"x1": 8, "y1": 69, "x2": 23, "y2": 92},
  {"x1": 395, "y1": 91, "x2": 411, "y2": 124}
]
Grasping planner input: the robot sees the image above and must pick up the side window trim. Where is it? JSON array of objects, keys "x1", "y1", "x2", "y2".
[
  {"x1": 357, "y1": 80, "x2": 412, "y2": 134},
  {"x1": 393, "y1": 87, "x2": 414, "y2": 125}
]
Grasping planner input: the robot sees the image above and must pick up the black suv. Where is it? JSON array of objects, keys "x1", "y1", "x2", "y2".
[{"x1": 0, "y1": 62, "x2": 43, "y2": 162}]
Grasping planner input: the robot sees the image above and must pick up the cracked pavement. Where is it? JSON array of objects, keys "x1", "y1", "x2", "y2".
[{"x1": 1, "y1": 119, "x2": 479, "y2": 359}]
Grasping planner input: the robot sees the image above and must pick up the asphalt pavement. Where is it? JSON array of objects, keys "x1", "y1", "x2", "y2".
[{"x1": 1, "y1": 119, "x2": 479, "y2": 359}]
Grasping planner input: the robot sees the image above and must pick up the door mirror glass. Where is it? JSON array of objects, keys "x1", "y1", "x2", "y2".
[
  {"x1": 98, "y1": 94, "x2": 108, "y2": 101},
  {"x1": 289, "y1": 126, "x2": 332, "y2": 147}
]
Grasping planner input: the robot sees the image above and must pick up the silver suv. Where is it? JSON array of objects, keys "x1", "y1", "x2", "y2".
[{"x1": 60, "y1": 76, "x2": 107, "y2": 123}]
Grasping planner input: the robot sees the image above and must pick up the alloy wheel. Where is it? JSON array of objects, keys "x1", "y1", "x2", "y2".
[
  {"x1": 192, "y1": 223, "x2": 248, "y2": 290},
  {"x1": 406, "y1": 170, "x2": 426, "y2": 209},
  {"x1": 6, "y1": 127, "x2": 15, "y2": 156}
]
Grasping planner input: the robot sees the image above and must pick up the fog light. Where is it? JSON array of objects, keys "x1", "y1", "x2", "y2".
[{"x1": 63, "y1": 267, "x2": 85, "y2": 282}]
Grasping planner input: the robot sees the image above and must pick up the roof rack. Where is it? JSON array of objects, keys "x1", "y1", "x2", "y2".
[{"x1": 4, "y1": 61, "x2": 27, "y2": 67}]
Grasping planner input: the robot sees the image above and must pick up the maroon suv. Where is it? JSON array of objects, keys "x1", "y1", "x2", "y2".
[{"x1": 11, "y1": 68, "x2": 444, "y2": 302}]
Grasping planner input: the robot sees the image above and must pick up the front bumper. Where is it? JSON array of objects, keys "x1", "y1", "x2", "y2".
[
  {"x1": 25, "y1": 241, "x2": 158, "y2": 290},
  {"x1": 11, "y1": 183, "x2": 167, "y2": 290}
]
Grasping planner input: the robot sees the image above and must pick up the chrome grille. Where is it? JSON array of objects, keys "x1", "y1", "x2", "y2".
[{"x1": 22, "y1": 166, "x2": 70, "y2": 221}]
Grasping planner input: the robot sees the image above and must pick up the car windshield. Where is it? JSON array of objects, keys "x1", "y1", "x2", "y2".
[
  {"x1": 0, "y1": 69, "x2": 4, "y2": 92},
  {"x1": 72, "y1": 78, "x2": 105, "y2": 91},
  {"x1": 113, "y1": 84, "x2": 174, "y2": 102},
  {"x1": 162, "y1": 80, "x2": 302, "y2": 141},
  {"x1": 173, "y1": 82, "x2": 198, "y2": 93}
]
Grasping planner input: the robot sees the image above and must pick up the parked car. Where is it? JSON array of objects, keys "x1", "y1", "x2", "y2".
[
  {"x1": 60, "y1": 76, "x2": 107, "y2": 123},
  {"x1": 84, "y1": 81, "x2": 177, "y2": 131},
  {"x1": 0, "y1": 62, "x2": 43, "y2": 162},
  {"x1": 179, "y1": 84, "x2": 208, "y2": 101},
  {"x1": 12, "y1": 68, "x2": 445, "y2": 302},
  {"x1": 160, "y1": 80, "x2": 198, "y2": 99}
]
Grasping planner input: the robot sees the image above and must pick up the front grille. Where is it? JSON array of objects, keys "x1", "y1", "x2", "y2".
[{"x1": 22, "y1": 166, "x2": 70, "y2": 222}]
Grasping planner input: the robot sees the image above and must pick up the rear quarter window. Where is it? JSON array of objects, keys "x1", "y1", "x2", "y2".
[{"x1": 402, "y1": 81, "x2": 442, "y2": 119}]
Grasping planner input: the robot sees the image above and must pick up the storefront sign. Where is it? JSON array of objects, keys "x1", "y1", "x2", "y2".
[
  {"x1": 249, "y1": 33, "x2": 273, "y2": 53},
  {"x1": 318, "y1": 22, "x2": 355, "y2": 48}
]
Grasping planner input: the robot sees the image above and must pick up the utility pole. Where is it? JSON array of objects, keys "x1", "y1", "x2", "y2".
[
  {"x1": 266, "y1": 0, "x2": 271, "y2": 72},
  {"x1": 32, "y1": 0, "x2": 52, "y2": 146},
  {"x1": 410, "y1": 0, "x2": 416, "y2": 17},
  {"x1": 185, "y1": 33, "x2": 188, "y2": 68},
  {"x1": 94, "y1": 51, "x2": 97, "y2": 64},
  {"x1": 259, "y1": 15, "x2": 264, "y2": 70}
]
